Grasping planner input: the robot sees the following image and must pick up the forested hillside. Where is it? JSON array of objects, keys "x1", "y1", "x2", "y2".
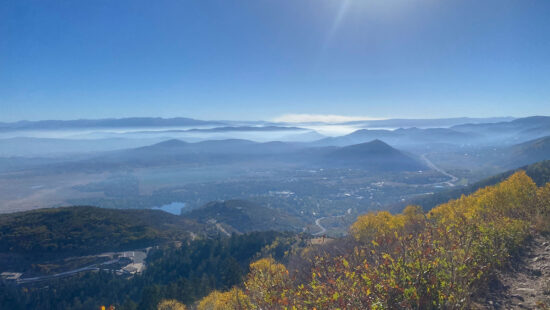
[
  {"x1": 0, "y1": 231, "x2": 302, "y2": 310},
  {"x1": 184, "y1": 200, "x2": 304, "y2": 233},
  {"x1": 0, "y1": 206, "x2": 207, "y2": 271},
  {"x1": 176, "y1": 170, "x2": 550, "y2": 309}
]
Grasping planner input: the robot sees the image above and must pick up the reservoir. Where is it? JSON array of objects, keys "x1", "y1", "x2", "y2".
[{"x1": 153, "y1": 202, "x2": 186, "y2": 215}]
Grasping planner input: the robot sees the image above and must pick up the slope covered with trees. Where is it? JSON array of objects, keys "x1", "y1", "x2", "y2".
[
  {"x1": 0, "y1": 231, "x2": 302, "y2": 310},
  {"x1": 507, "y1": 136, "x2": 550, "y2": 168},
  {"x1": 0, "y1": 206, "x2": 206, "y2": 271},
  {"x1": 184, "y1": 200, "x2": 304, "y2": 233}
]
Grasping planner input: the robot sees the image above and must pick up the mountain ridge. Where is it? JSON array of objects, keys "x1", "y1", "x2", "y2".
[
  {"x1": 0, "y1": 117, "x2": 223, "y2": 130},
  {"x1": 324, "y1": 139, "x2": 427, "y2": 171}
]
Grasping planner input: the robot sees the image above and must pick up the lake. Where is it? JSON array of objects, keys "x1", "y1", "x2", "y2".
[{"x1": 153, "y1": 202, "x2": 186, "y2": 215}]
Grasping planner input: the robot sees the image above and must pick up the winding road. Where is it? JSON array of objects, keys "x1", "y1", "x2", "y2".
[
  {"x1": 17, "y1": 261, "x2": 114, "y2": 284},
  {"x1": 313, "y1": 217, "x2": 328, "y2": 235},
  {"x1": 15, "y1": 250, "x2": 149, "y2": 284},
  {"x1": 215, "y1": 223, "x2": 231, "y2": 237},
  {"x1": 420, "y1": 153, "x2": 459, "y2": 187},
  {"x1": 313, "y1": 213, "x2": 349, "y2": 236}
]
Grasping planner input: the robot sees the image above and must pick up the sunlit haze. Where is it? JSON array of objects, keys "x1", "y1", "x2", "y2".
[{"x1": 2, "y1": 2, "x2": 550, "y2": 309}]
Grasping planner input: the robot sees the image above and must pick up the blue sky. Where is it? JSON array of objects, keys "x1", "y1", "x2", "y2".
[{"x1": 1, "y1": 0, "x2": 549, "y2": 122}]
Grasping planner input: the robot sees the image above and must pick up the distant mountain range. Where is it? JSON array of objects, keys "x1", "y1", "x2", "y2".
[
  {"x1": 2, "y1": 116, "x2": 549, "y2": 178},
  {"x1": 337, "y1": 117, "x2": 515, "y2": 128},
  {"x1": 127, "y1": 125, "x2": 308, "y2": 135},
  {"x1": 182, "y1": 125, "x2": 306, "y2": 133},
  {"x1": 47, "y1": 138, "x2": 427, "y2": 173},
  {"x1": 313, "y1": 116, "x2": 550, "y2": 148},
  {"x1": 0, "y1": 116, "x2": 516, "y2": 131},
  {"x1": 0, "y1": 117, "x2": 223, "y2": 130},
  {"x1": 314, "y1": 127, "x2": 477, "y2": 147},
  {"x1": 451, "y1": 116, "x2": 550, "y2": 144},
  {"x1": 0, "y1": 137, "x2": 166, "y2": 157},
  {"x1": 2, "y1": 116, "x2": 548, "y2": 158}
]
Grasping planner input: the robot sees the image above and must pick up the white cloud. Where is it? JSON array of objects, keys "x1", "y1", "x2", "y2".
[{"x1": 273, "y1": 113, "x2": 382, "y2": 124}]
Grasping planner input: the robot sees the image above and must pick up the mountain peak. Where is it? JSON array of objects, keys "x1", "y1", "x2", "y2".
[
  {"x1": 325, "y1": 139, "x2": 426, "y2": 171},
  {"x1": 366, "y1": 138, "x2": 390, "y2": 147},
  {"x1": 338, "y1": 139, "x2": 397, "y2": 154}
]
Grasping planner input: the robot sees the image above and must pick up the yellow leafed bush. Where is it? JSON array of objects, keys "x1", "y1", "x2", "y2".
[
  {"x1": 197, "y1": 288, "x2": 252, "y2": 310},
  {"x1": 157, "y1": 299, "x2": 186, "y2": 310}
]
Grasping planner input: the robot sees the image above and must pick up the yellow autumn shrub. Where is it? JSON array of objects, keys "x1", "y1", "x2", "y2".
[
  {"x1": 157, "y1": 299, "x2": 186, "y2": 310},
  {"x1": 197, "y1": 288, "x2": 251, "y2": 310},
  {"x1": 350, "y1": 211, "x2": 405, "y2": 243},
  {"x1": 245, "y1": 258, "x2": 290, "y2": 307}
]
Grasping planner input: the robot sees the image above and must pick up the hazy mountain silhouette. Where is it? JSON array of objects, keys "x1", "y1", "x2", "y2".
[
  {"x1": 506, "y1": 136, "x2": 550, "y2": 168},
  {"x1": 0, "y1": 117, "x2": 223, "y2": 130},
  {"x1": 314, "y1": 127, "x2": 477, "y2": 147},
  {"x1": 322, "y1": 139, "x2": 427, "y2": 171},
  {"x1": 451, "y1": 116, "x2": 550, "y2": 144}
]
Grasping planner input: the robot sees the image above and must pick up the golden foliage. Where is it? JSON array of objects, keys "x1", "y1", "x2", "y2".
[
  {"x1": 197, "y1": 288, "x2": 252, "y2": 310},
  {"x1": 157, "y1": 299, "x2": 186, "y2": 310},
  {"x1": 245, "y1": 258, "x2": 290, "y2": 307},
  {"x1": 350, "y1": 211, "x2": 405, "y2": 243},
  {"x1": 197, "y1": 291, "x2": 222, "y2": 310}
]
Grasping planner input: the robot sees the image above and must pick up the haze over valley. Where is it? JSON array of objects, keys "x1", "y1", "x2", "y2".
[
  {"x1": 2, "y1": 116, "x2": 549, "y2": 233},
  {"x1": 3, "y1": 0, "x2": 550, "y2": 308}
]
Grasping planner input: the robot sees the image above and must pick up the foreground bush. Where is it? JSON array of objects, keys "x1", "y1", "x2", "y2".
[{"x1": 157, "y1": 299, "x2": 186, "y2": 310}]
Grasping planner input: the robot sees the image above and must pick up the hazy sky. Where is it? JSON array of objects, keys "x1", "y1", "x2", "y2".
[{"x1": 1, "y1": 0, "x2": 549, "y2": 122}]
